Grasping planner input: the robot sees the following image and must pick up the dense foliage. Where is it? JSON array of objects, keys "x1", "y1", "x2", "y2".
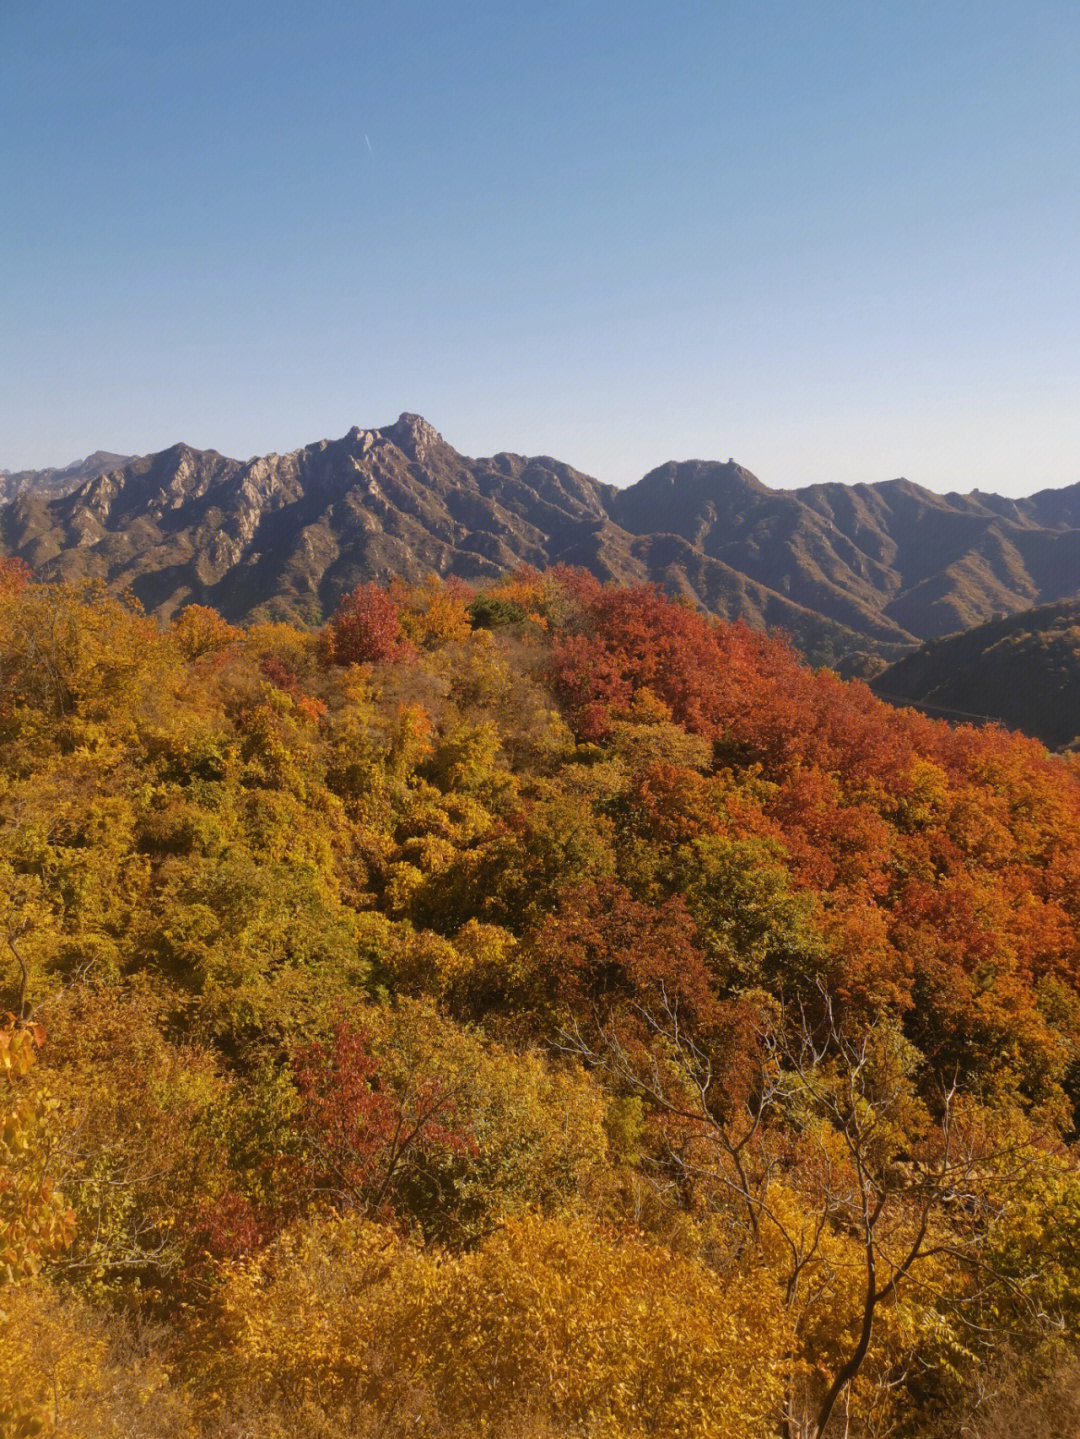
[{"x1": 2, "y1": 567, "x2": 1080, "y2": 1438}]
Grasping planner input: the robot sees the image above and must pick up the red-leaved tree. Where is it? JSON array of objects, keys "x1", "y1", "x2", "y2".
[
  {"x1": 293, "y1": 1020, "x2": 473, "y2": 1218},
  {"x1": 321, "y1": 583, "x2": 415, "y2": 666}
]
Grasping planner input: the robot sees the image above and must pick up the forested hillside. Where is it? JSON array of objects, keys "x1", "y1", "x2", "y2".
[
  {"x1": 3, "y1": 560, "x2": 1080, "y2": 1438},
  {"x1": 873, "y1": 599, "x2": 1080, "y2": 749}
]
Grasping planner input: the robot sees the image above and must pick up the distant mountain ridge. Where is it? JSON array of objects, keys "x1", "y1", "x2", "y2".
[
  {"x1": 3, "y1": 415, "x2": 1079, "y2": 664},
  {"x1": 0, "y1": 451, "x2": 134, "y2": 505}
]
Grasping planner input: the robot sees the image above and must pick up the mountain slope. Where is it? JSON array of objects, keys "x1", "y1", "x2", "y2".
[
  {"x1": 3, "y1": 415, "x2": 1078, "y2": 662},
  {"x1": 871, "y1": 599, "x2": 1080, "y2": 747},
  {"x1": 614, "y1": 465, "x2": 1080, "y2": 647}
]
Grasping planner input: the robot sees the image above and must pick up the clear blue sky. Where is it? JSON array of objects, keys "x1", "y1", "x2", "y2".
[{"x1": 3, "y1": 1, "x2": 1077, "y2": 494}]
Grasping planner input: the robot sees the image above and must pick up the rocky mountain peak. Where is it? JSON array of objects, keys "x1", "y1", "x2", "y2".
[
  {"x1": 379, "y1": 413, "x2": 447, "y2": 463},
  {"x1": 81, "y1": 450, "x2": 130, "y2": 472}
]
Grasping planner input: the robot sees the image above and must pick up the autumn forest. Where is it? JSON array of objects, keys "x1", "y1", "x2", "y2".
[{"x1": 3, "y1": 561, "x2": 1080, "y2": 1438}]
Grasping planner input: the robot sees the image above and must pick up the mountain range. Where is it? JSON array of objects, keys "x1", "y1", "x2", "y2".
[{"x1": 4, "y1": 414, "x2": 1079, "y2": 666}]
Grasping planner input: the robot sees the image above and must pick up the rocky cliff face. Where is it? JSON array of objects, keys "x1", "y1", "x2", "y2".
[{"x1": 4, "y1": 415, "x2": 1079, "y2": 663}]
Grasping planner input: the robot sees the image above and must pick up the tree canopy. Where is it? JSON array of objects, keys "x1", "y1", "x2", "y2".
[{"x1": 2, "y1": 569, "x2": 1080, "y2": 1438}]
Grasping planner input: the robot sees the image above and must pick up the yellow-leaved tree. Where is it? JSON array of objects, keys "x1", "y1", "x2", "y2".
[
  {"x1": 0, "y1": 1025, "x2": 74, "y2": 1284},
  {"x1": 0, "y1": 1023, "x2": 76, "y2": 1439}
]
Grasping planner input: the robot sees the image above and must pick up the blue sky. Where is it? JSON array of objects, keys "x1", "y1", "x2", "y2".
[{"x1": 3, "y1": 1, "x2": 1077, "y2": 493}]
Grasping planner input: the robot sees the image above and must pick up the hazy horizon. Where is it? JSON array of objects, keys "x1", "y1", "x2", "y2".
[{"x1": 4, "y1": 2, "x2": 1077, "y2": 496}]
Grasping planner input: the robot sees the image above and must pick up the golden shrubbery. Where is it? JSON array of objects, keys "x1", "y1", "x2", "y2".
[
  {"x1": 212, "y1": 1213, "x2": 789, "y2": 1439},
  {"x1": 0, "y1": 572, "x2": 1079, "y2": 1437}
]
